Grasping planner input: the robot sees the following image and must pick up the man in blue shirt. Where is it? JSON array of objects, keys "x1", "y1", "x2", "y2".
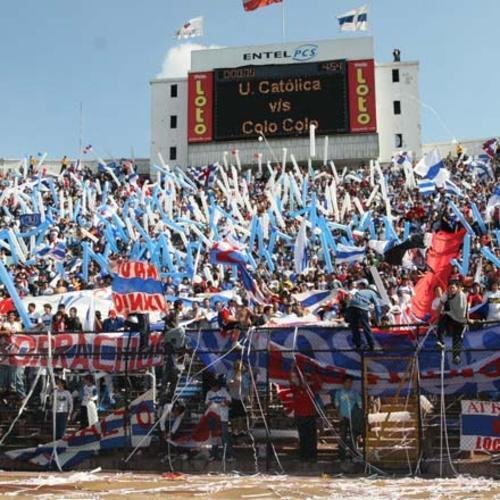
[
  {"x1": 334, "y1": 376, "x2": 363, "y2": 460},
  {"x1": 345, "y1": 279, "x2": 381, "y2": 351}
]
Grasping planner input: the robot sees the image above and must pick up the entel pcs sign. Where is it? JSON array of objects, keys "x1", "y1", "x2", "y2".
[
  {"x1": 188, "y1": 72, "x2": 213, "y2": 142},
  {"x1": 243, "y1": 44, "x2": 319, "y2": 62}
]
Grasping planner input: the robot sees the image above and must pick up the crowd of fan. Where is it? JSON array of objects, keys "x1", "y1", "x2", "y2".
[{"x1": 0, "y1": 147, "x2": 497, "y2": 465}]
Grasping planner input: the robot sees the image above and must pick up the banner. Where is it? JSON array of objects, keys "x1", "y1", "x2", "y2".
[
  {"x1": 0, "y1": 332, "x2": 163, "y2": 372},
  {"x1": 460, "y1": 400, "x2": 500, "y2": 451},
  {"x1": 5, "y1": 390, "x2": 155, "y2": 469},
  {"x1": 348, "y1": 59, "x2": 377, "y2": 133},
  {"x1": 188, "y1": 72, "x2": 214, "y2": 143},
  {"x1": 111, "y1": 261, "x2": 166, "y2": 316},
  {"x1": 185, "y1": 325, "x2": 500, "y2": 397},
  {"x1": 411, "y1": 229, "x2": 466, "y2": 321}
]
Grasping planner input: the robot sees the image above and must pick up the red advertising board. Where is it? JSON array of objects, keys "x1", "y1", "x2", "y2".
[
  {"x1": 347, "y1": 59, "x2": 377, "y2": 133},
  {"x1": 187, "y1": 72, "x2": 213, "y2": 143}
]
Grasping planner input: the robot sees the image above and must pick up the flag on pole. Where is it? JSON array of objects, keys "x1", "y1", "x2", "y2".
[
  {"x1": 176, "y1": 16, "x2": 204, "y2": 39},
  {"x1": 243, "y1": 0, "x2": 282, "y2": 12},
  {"x1": 393, "y1": 151, "x2": 413, "y2": 169},
  {"x1": 417, "y1": 180, "x2": 436, "y2": 196},
  {"x1": 444, "y1": 179, "x2": 463, "y2": 197},
  {"x1": 414, "y1": 149, "x2": 444, "y2": 180},
  {"x1": 337, "y1": 5, "x2": 368, "y2": 32},
  {"x1": 335, "y1": 243, "x2": 366, "y2": 264},
  {"x1": 482, "y1": 138, "x2": 499, "y2": 159}
]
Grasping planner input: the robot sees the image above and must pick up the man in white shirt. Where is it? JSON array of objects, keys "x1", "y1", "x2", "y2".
[
  {"x1": 40, "y1": 304, "x2": 53, "y2": 332},
  {"x1": 205, "y1": 379, "x2": 233, "y2": 461},
  {"x1": 27, "y1": 303, "x2": 41, "y2": 330},
  {"x1": 53, "y1": 378, "x2": 73, "y2": 439}
]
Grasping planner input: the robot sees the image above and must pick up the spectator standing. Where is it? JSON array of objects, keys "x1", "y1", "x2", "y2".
[
  {"x1": 102, "y1": 310, "x2": 124, "y2": 332},
  {"x1": 334, "y1": 376, "x2": 363, "y2": 460},
  {"x1": 205, "y1": 379, "x2": 233, "y2": 462},
  {"x1": 53, "y1": 378, "x2": 73, "y2": 439},
  {"x1": 345, "y1": 280, "x2": 381, "y2": 351},
  {"x1": 66, "y1": 307, "x2": 83, "y2": 333},
  {"x1": 289, "y1": 368, "x2": 320, "y2": 462},
  {"x1": 436, "y1": 280, "x2": 467, "y2": 364},
  {"x1": 79, "y1": 375, "x2": 98, "y2": 428}
]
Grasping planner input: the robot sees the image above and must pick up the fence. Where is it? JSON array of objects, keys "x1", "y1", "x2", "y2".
[{"x1": 0, "y1": 322, "x2": 498, "y2": 477}]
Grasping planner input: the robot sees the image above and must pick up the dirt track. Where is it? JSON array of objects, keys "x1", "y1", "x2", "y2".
[{"x1": 0, "y1": 471, "x2": 498, "y2": 499}]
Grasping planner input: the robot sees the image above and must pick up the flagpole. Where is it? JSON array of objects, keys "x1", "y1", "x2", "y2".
[
  {"x1": 78, "y1": 101, "x2": 83, "y2": 161},
  {"x1": 282, "y1": 0, "x2": 286, "y2": 42}
]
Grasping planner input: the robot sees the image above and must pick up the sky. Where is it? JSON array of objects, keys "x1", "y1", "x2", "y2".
[{"x1": 0, "y1": 0, "x2": 499, "y2": 159}]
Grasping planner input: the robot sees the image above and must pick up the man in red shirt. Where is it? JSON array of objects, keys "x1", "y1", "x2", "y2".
[{"x1": 289, "y1": 367, "x2": 321, "y2": 462}]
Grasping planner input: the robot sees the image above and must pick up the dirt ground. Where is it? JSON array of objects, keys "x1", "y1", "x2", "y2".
[{"x1": 0, "y1": 471, "x2": 498, "y2": 499}]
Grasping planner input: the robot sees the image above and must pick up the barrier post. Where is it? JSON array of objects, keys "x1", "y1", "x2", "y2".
[{"x1": 265, "y1": 327, "x2": 271, "y2": 472}]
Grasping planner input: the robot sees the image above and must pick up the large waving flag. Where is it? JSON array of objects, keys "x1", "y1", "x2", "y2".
[
  {"x1": 243, "y1": 0, "x2": 282, "y2": 12},
  {"x1": 414, "y1": 149, "x2": 444, "y2": 181},
  {"x1": 337, "y1": 5, "x2": 368, "y2": 32},
  {"x1": 411, "y1": 229, "x2": 466, "y2": 322},
  {"x1": 210, "y1": 241, "x2": 266, "y2": 304},
  {"x1": 111, "y1": 261, "x2": 166, "y2": 316},
  {"x1": 209, "y1": 241, "x2": 248, "y2": 266}
]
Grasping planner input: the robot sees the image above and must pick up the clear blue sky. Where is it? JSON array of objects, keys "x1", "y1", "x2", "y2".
[{"x1": 1, "y1": 0, "x2": 498, "y2": 159}]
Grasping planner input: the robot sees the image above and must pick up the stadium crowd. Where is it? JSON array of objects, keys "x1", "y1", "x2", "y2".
[{"x1": 0, "y1": 144, "x2": 498, "y2": 462}]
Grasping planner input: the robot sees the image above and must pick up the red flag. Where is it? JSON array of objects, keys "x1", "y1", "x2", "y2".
[
  {"x1": 243, "y1": 0, "x2": 282, "y2": 12},
  {"x1": 411, "y1": 229, "x2": 466, "y2": 322}
]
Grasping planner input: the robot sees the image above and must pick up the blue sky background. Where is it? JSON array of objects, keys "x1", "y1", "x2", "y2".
[{"x1": 1, "y1": 0, "x2": 498, "y2": 159}]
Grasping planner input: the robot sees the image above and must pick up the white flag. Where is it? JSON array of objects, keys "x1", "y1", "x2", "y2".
[
  {"x1": 337, "y1": 5, "x2": 368, "y2": 32},
  {"x1": 176, "y1": 16, "x2": 203, "y2": 39}
]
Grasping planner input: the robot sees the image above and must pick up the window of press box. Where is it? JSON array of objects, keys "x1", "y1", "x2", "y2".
[
  {"x1": 170, "y1": 115, "x2": 177, "y2": 129},
  {"x1": 395, "y1": 133, "x2": 403, "y2": 148},
  {"x1": 170, "y1": 84, "x2": 178, "y2": 98},
  {"x1": 169, "y1": 147, "x2": 177, "y2": 161},
  {"x1": 393, "y1": 100, "x2": 401, "y2": 115}
]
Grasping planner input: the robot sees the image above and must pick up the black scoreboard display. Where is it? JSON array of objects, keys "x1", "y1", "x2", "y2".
[{"x1": 213, "y1": 60, "x2": 349, "y2": 141}]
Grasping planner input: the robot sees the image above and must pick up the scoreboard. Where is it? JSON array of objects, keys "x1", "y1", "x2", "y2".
[
  {"x1": 214, "y1": 60, "x2": 349, "y2": 141},
  {"x1": 187, "y1": 59, "x2": 376, "y2": 144}
]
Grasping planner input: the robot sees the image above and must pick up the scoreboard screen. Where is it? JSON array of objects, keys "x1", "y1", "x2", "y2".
[
  {"x1": 187, "y1": 59, "x2": 376, "y2": 144},
  {"x1": 212, "y1": 60, "x2": 349, "y2": 141}
]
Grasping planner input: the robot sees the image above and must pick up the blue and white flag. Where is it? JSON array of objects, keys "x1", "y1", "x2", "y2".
[
  {"x1": 393, "y1": 151, "x2": 413, "y2": 169},
  {"x1": 417, "y1": 180, "x2": 436, "y2": 196},
  {"x1": 414, "y1": 149, "x2": 444, "y2": 181},
  {"x1": 293, "y1": 219, "x2": 309, "y2": 274},
  {"x1": 335, "y1": 243, "x2": 366, "y2": 264},
  {"x1": 468, "y1": 159, "x2": 493, "y2": 180},
  {"x1": 36, "y1": 242, "x2": 66, "y2": 262},
  {"x1": 337, "y1": 4, "x2": 368, "y2": 31},
  {"x1": 444, "y1": 179, "x2": 463, "y2": 197}
]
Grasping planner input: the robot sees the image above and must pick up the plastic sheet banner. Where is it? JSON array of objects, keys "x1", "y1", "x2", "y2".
[
  {"x1": 186, "y1": 324, "x2": 500, "y2": 396},
  {"x1": 460, "y1": 400, "x2": 500, "y2": 452},
  {"x1": 5, "y1": 390, "x2": 154, "y2": 469},
  {"x1": 0, "y1": 332, "x2": 163, "y2": 372}
]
